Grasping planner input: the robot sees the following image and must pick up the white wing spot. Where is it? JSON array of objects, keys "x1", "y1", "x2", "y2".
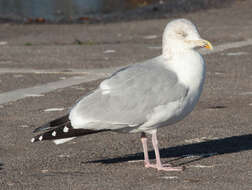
[
  {"x1": 52, "y1": 131, "x2": 56, "y2": 136},
  {"x1": 63, "y1": 126, "x2": 69, "y2": 133},
  {"x1": 102, "y1": 90, "x2": 110, "y2": 95},
  {"x1": 39, "y1": 136, "x2": 43, "y2": 141},
  {"x1": 31, "y1": 138, "x2": 35, "y2": 143},
  {"x1": 100, "y1": 81, "x2": 110, "y2": 89}
]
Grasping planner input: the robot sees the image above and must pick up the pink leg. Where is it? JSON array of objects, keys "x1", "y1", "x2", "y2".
[
  {"x1": 140, "y1": 133, "x2": 151, "y2": 166},
  {"x1": 141, "y1": 133, "x2": 163, "y2": 169},
  {"x1": 151, "y1": 130, "x2": 184, "y2": 171}
]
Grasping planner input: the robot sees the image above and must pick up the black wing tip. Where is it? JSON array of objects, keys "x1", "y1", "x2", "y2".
[
  {"x1": 31, "y1": 125, "x2": 68, "y2": 143},
  {"x1": 33, "y1": 114, "x2": 70, "y2": 133},
  {"x1": 31, "y1": 124, "x2": 110, "y2": 144}
]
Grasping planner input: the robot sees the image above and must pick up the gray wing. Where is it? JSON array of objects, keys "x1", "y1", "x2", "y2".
[{"x1": 70, "y1": 56, "x2": 188, "y2": 130}]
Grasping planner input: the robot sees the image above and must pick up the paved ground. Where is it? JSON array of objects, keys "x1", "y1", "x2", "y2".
[{"x1": 0, "y1": 1, "x2": 252, "y2": 189}]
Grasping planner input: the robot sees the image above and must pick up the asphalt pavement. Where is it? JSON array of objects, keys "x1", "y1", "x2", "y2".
[{"x1": 0, "y1": 1, "x2": 252, "y2": 189}]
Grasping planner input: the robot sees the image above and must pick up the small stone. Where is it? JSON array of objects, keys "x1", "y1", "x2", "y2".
[
  {"x1": 104, "y1": 49, "x2": 116, "y2": 54},
  {"x1": 44, "y1": 108, "x2": 64, "y2": 112},
  {"x1": 143, "y1": 35, "x2": 158, "y2": 40},
  {"x1": 41, "y1": 169, "x2": 48, "y2": 173},
  {"x1": 0, "y1": 41, "x2": 8, "y2": 45},
  {"x1": 20, "y1": 125, "x2": 29, "y2": 128}
]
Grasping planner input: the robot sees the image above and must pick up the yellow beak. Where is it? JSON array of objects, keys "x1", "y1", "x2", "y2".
[{"x1": 201, "y1": 40, "x2": 213, "y2": 50}]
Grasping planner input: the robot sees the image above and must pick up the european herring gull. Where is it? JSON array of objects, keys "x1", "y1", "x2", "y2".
[{"x1": 31, "y1": 18, "x2": 213, "y2": 171}]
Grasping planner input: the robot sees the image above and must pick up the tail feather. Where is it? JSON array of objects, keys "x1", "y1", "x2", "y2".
[
  {"x1": 31, "y1": 115, "x2": 109, "y2": 144},
  {"x1": 54, "y1": 137, "x2": 76, "y2": 145}
]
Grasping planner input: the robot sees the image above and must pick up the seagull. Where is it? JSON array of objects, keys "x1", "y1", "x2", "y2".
[{"x1": 31, "y1": 19, "x2": 213, "y2": 171}]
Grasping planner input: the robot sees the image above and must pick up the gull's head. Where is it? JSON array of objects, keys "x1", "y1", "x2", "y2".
[{"x1": 162, "y1": 19, "x2": 213, "y2": 54}]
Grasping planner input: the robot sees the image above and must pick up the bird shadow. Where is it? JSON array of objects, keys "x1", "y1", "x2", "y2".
[
  {"x1": 86, "y1": 134, "x2": 252, "y2": 165},
  {"x1": 0, "y1": 162, "x2": 4, "y2": 170}
]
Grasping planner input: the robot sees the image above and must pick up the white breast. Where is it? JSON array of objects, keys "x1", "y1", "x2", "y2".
[
  {"x1": 169, "y1": 50, "x2": 205, "y2": 89},
  {"x1": 135, "y1": 50, "x2": 206, "y2": 133},
  {"x1": 166, "y1": 50, "x2": 206, "y2": 121}
]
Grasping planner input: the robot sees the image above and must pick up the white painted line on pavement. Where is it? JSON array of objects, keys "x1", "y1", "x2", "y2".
[
  {"x1": 200, "y1": 38, "x2": 252, "y2": 55},
  {"x1": 1, "y1": 39, "x2": 252, "y2": 105},
  {"x1": 148, "y1": 38, "x2": 252, "y2": 55},
  {"x1": 0, "y1": 73, "x2": 110, "y2": 105},
  {"x1": 0, "y1": 68, "x2": 86, "y2": 75},
  {"x1": 2, "y1": 39, "x2": 252, "y2": 75},
  {"x1": 239, "y1": 91, "x2": 252, "y2": 95},
  {"x1": 0, "y1": 67, "x2": 122, "y2": 75}
]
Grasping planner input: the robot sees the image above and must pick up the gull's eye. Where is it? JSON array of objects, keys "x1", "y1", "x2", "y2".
[{"x1": 176, "y1": 30, "x2": 187, "y2": 38}]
